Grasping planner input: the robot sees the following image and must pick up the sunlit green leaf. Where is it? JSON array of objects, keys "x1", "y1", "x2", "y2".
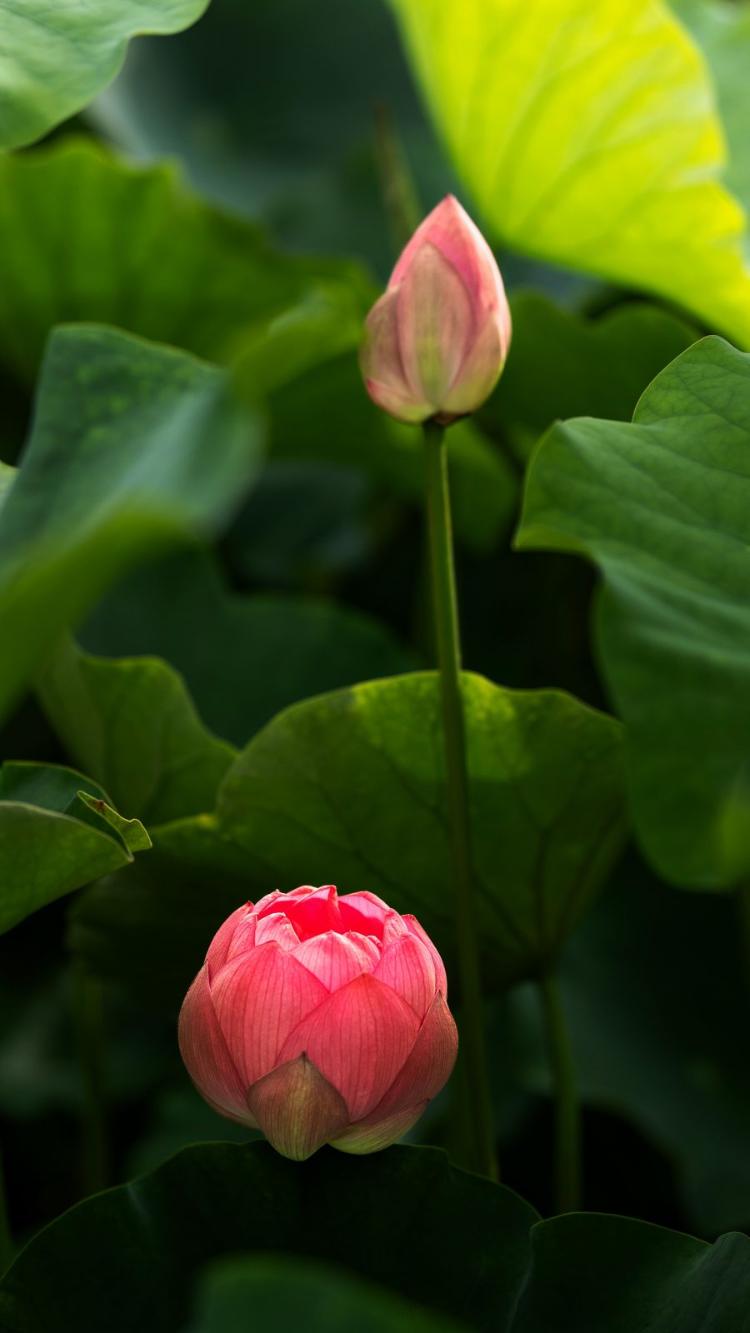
[
  {"x1": 674, "y1": 0, "x2": 750, "y2": 210},
  {"x1": 391, "y1": 0, "x2": 750, "y2": 345}
]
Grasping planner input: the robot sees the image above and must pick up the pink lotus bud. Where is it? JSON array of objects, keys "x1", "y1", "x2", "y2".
[
  {"x1": 178, "y1": 885, "x2": 458, "y2": 1160},
  {"x1": 360, "y1": 194, "x2": 511, "y2": 426}
]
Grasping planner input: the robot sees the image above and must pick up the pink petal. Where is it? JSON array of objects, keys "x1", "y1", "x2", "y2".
[
  {"x1": 330, "y1": 1102, "x2": 428, "y2": 1155},
  {"x1": 278, "y1": 973, "x2": 420, "y2": 1120},
  {"x1": 338, "y1": 891, "x2": 392, "y2": 938},
  {"x1": 391, "y1": 196, "x2": 501, "y2": 313},
  {"x1": 403, "y1": 915, "x2": 449, "y2": 999},
  {"x1": 440, "y1": 312, "x2": 508, "y2": 419},
  {"x1": 253, "y1": 912, "x2": 301, "y2": 950},
  {"x1": 247, "y1": 1054, "x2": 349, "y2": 1161},
  {"x1": 368, "y1": 992, "x2": 458, "y2": 1120},
  {"x1": 373, "y1": 934, "x2": 437, "y2": 1019},
  {"x1": 361, "y1": 289, "x2": 406, "y2": 385},
  {"x1": 211, "y1": 943, "x2": 328, "y2": 1086},
  {"x1": 396, "y1": 242, "x2": 473, "y2": 408},
  {"x1": 292, "y1": 930, "x2": 380, "y2": 990},
  {"x1": 381, "y1": 912, "x2": 410, "y2": 944},
  {"x1": 363, "y1": 375, "x2": 433, "y2": 426},
  {"x1": 283, "y1": 884, "x2": 343, "y2": 940},
  {"x1": 205, "y1": 903, "x2": 254, "y2": 979},
  {"x1": 177, "y1": 965, "x2": 252, "y2": 1125}
]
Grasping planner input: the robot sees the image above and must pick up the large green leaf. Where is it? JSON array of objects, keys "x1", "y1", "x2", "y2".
[
  {"x1": 391, "y1": 0, "x2": 750, "y2": 345},
  {"x1": 37, "y1": 638, "x2": 235, "y2": 824},
  {"x1": 0, "y1": 1144, "x2": 538, "y2": 1331},
  {"x1": 216, "y1": 672, "x2": 626, "y2": 988},
  {"x1": 78, "y1": 550, "x2": 415, "y2": 747},
  {"x1": 0, "y1": 325, "x2": 263, "y2": 724},
  {"x1": 0, "y1": 140, "x2": 371, "y2": 385},
  {"x1": 0, "y1": 1, "x2": 210, "y2": 152},
  {"x1": 1, "y1": 1142, "x2": 747, "y2": 1332},
  {"x1": 516, "y1": 335, "x2": 750, "y2": 888},
  {"x1": 188, "y1": 1258, "x2": 465, "y2": 1333},
  {"x1": 0, "y1": 761, "x2": 149, "y2": 934}
]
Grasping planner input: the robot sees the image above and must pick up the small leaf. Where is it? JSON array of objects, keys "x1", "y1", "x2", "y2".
[
  {"x1": 216, "y1": 672, "x2": 626, "y2": 988},
  {"x1": 0, "y1": 1, "x2": 211, "y2": 151},
  {"x1": 0, "y1": 325, "x2": 264, "y2": 724},
  {"x1": 391, "y1": 0, "x2": 750, "y2": 345},
  {"x1": 75, "y1": 793, "x2": 153, "y2": 854},
  {"x1": 516, "y1": 336, "x2": 750, "y2": 888},
  {"x1": 0, "y1": 761, "x2": 148, "y2": 933}
]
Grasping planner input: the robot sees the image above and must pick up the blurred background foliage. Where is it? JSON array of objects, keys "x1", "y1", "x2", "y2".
[{"x1": 2, "y1": 0, "x2": 750, "y2": 1327}]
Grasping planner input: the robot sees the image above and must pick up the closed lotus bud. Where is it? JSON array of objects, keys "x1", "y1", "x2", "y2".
[
  {"x1": 179, "y1": 885, "x2": 458, "y2": 1160},
  {"x1": 360, "y1": 194, "x2": 511, "y2": 425}
]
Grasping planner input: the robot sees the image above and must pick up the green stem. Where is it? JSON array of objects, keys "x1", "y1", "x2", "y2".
[
  {"x1": 374, "y1": 102, "x2": 421, "y2": 252},
  {"x1": 539, "y1": 974, "x2": 581, "y2": 1212},
  {"x1": 737, "y1": 881, "x2": 750, "y2": 986},
  {"x1": 423, "y1": 420, "x2": 497, "y2": 1181},
  {"x1": 0, "y1": 1150, "x2": 13, "y2": 1274},
  {"x1": 72, "y1": 967, "x2": 109, "y2": 1195}
]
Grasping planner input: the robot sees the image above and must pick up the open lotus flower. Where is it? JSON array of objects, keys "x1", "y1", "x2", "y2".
[
  {"x1": 360, "y1": 194, "x2": 511, "y2": 425},
  {"x1": 179, "y1": 885, "x2": 458, "y2": 1160}
]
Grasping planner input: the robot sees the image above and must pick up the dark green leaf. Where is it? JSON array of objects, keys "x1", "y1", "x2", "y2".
[
  {"x1": 482, "y1": 294, "x2": 696, "y2": 461},
  {"x1": 91, "y1": 0, "x2": 446, "y2": 268},
  {"x1": 37, "y1": 636, "x2": 235, "y2": 824},
  {"x1": 516, "y1": 336, "x2": 750, "y2": 888},
  {"x1": 512, "y1": 1215, "x2": 750, "y2": 1333},
  {"x1": 69, "y1": 815, "x2": 260, "y2": 1015},
  {"x1": 1, "y1": 1142, "x2": 747, "y2": 1332},
  {"x1": 216, "y1": 672, "x2": 626, "y2": 988},
  {"x1": 0, "y1": 1, "x2": 210, "y2": 151},
  {"x1": 0, "y1": 325, "x2": 263, "y2": 723},
  {"x1": 0, "y1": 1144, "x2": 538, "y2": 1332},
  {"x1": 268, "y1": 352, "x2": 518, "y2": 551},
  {"x1": 79, "y1": 550, "x2": 415, "y2": 747},
  {"x1": 187, "y1": 1257, "x2": 465, "y2": 1333},
  {"x1": 0, "y1": 761, "x2": 148, "y2": 933}
]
